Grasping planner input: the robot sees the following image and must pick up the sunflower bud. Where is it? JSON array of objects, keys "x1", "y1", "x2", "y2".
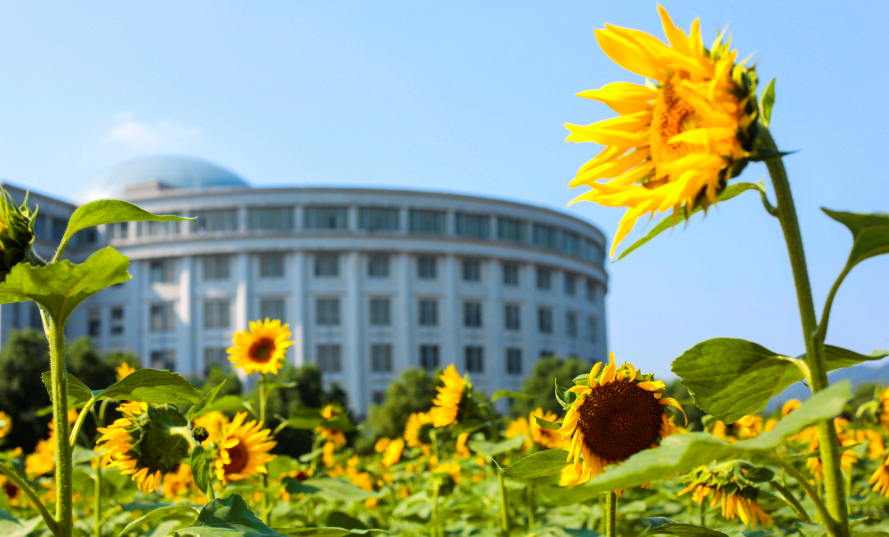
[
  {"x1": 192, "y1": 425, "x2": 209, "y2": 444},
  {"x1": 0, "y1": 189, "x2": 45, "y2": 279}
]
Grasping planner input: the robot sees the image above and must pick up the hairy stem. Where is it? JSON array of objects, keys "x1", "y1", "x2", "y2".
[
  {"x1": 604, "y1": 491, "x2": 617, "y2": 537},
  {"x1": 45, "y1": 313, "x2": 73, "y2": 537},
  {"x1": 0, "y1": 462, "x2": 58, "y2": 535}
]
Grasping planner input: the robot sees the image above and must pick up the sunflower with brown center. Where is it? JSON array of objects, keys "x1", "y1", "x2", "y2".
[
  {"x1": 227, "y1": 318, "x2": 294, "y2": 375},
  {"x1": 214, "y1": 411, "x2": 276, "y2": 485},
  {"x1": 558, "y1": 352, "x2": 685, "y2": 484},
  {"x1": 430, "y1": 365, "x2": 469, "y2": 428},
  {"x1": 566, "y1": 5, "x2": 759, "y2": 256}
]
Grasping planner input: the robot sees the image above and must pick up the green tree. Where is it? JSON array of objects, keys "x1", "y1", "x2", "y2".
[
  {"x1": 510, "y1": 356, "x2": 591, "y2": 417},
  {"x1": 0, "y1": 329, "x2": 51, "y2": 451},
  {"x1": 360, "y1": 368, "x2": 438, "y2": 450}
]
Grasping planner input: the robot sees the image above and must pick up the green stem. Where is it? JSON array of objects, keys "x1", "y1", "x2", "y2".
[
  {"x1": 0, "y1": 462, "x2": 58, "y2": 535},
  {"x1": 763, "y1": 453, "x2": 832, "y2": 528},
  {"x1": 699, "y1": 501, "x2": 705, "y2": 527},
  {"x1": 497, "y1": 466, "x2": 510, "y2": 535},
  {"x1": 259, "y1": 374, "x2": 270, "y2": 526},
  {"x1": 69, "y1": 397, "x2": 97, "y2": 447},
  {"x1": 94, "y1": 460, "x2": 102, "y2": 537},
  {"x1": 604, "y1": 491, "x2": 616, "y2": 537},
  {"x1": 431, "y1": 480, "x2": 441, "y2": 537},
  {"x1": 45, "y1": 313, "x2": 73, "y2": 537},
  {"x1": 813, "y1": 263, "x2": 852, "y2": 346},
  {"x1": 771, "y1": 480, "x2": 811, "y2": 523},
  {"x1": 760, "y1": 127, "x2": 849, "y2": 537}
]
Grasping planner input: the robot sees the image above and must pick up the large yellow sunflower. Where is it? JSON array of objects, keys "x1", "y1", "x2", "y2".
[
  {"x1": 214, "y1": 412, "x2": 277, "y2": 485},
  {"x1": 430, "y1": 365, "x2": 466, "y2": 428},
  {"x1": 404, "y1": 412, "x2": 434, "y2": 448},
  {"x1": 567, "y1": 5, "x2": 759, "y2": 255},
  {"x1": 557, "y1": 352, "x2": 685, "y2": 484},
  {"x1": 227, "y1": 318, "x2": 294, "y2": 375},
  {"x1": 0, "y1": 411, "x2": 11, "y2": 439}
]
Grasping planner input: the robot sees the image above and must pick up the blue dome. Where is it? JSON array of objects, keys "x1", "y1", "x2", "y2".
[{"x1": 76, "y1": 155, "x2": 250, "y2": 203}]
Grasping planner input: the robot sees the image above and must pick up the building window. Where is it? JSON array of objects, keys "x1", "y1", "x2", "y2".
[
  {"x1": 497, "y1": 217, "x2": 525, "y2": 243},
  {"x1": 248, "y1": 207, "x2": 294, "y2": 230},
  {"x1": 88, "y1": 309, "x2": 101, "y2": 338},
  {"x1": 566, "y1": 311, "x2": 578, "y2": 339},
  {"x1": 564, "y1": 273, "x2": 576, "y2": 296},
  {"x1": 540, "y1": 349, "x2": 554, "y2": 358},
  {"x1": 506, "y1": 348, "x2": 522, "y2": 375},
  {"x1": 149, "y1": 259, "x2": 175, "y2": 283},
  {"x1": 419, "y1": 299, "x2": 438, "y2": 326},
  {"x1": 191, "y1": 209, "x2": 238, "y2": 233},
  {"x1": 149, "y1": 303, "x2": 175, "y2": 332},
  {"x1": 314, "y1": 253, "x2": 339, "y2": 277},
  {"x1": 137, "y1": 217, "x2": 181, "y2": 237},
  {"x1": 110, "y1": 307, "x2": 125, "y2": 336},
  {"x1": 317, "y1": 344, "x2": 342, "y2": 372},
  {"x1": 504, "y1": 304, "x2": 520, "y2": 331},
  {"x1": 463, "y1": 301, "x2": 482, "y2": 328},
  {"x1": 316, "y1": 298, "x2": 341, "y2": 326},
  {"x1": 536, "y1": 267, "x2": 551, "y2": 290},
  {"x1": 562, "y1": 231, "x2": 581, "y2": 255},
  {"x1": 417, "y1": 256, "x2": 437, "y2": 279},
  {"x1": 258, "y1": 253, "x2": 285, "y2": 278},
  {"x1": 204, "y1": 300, "x2": 231, "y2": 329},
  {"x1": 462, "y1": 259, "x2": 481, "y2": 282},
  {"x1": 371, "y1": 391, "x2": 385, "y2": 405},
  {"x1": 586, "y1": 278, "x2": 597, "y2": 302},
  {"x1": 260, "y1": 298, "x2": 286, "y2": 321},
  {"x1": 538, "y1": 307, "x2": 553, "y2": 334},
  {"x1": 369, "y1": 298, "x2": 391, "y2": 326},
  {"x1": 33, "y1": 214, "x2": 47, "y2": 240},
  {"x1": 109, "y1": 222, "x2": 129, "y2": 240},
  {"x1": 368, "y1": 254, "x2": 390, "y2": 278},
  {"x1": 204, "y1": 347, "x2": 230, "y2": 371},
  {"x1": 587, "y1": 316, "x2": 599, "y2": 343},
  {"x1": 456, "y1": 212, "x2": 489, "y2": 239},
  {"x1": 305, "y1": 206, "x2": 347, "y2": 230},
  {"x1": 203, "y1": 255, "x2": 231, "y2": 280},
  {"x1": 150, "y1": 350, "x2": 176, "y2": 371},
  {"x1": 532, "y1": 223, "x2": 559, "y2": 250},
  {"x1": 585, "y1": 239, "x2": 605, "y2": 265},
  {"x1": 359, "y1": 207, "x2": 399, "y2": 232},
  {"x1": 409, "y1": 209, "x2": 445, "y2": 235},
  {"x1": 371, "y1": 344, "x2": 393, "y2": 372},
  {"x1": 420, "y1": 344, "x2": 440, "y2": 371},
  {"x1": 465, "y1": 346, "x2": 484, "y2": 373},
  {"x1": 502, "y1": 262, "x2": 519, "y2": 286}
]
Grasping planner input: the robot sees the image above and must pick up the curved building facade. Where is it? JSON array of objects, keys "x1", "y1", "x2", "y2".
[{"x1": 8, "y1": 157, "x2": 610, "y2": 415}]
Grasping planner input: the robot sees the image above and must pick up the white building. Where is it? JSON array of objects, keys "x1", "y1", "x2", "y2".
[{"x1": 2, "y1": 156, "x2": 609, "y2": 415}]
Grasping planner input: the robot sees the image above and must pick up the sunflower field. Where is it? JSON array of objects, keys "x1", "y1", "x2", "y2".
[{"x1": 2, "y1": 5, "x2": 889, "y2": 537}]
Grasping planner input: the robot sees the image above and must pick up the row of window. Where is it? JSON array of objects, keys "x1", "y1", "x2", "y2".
[
  {"x1": 312, "y1": 343, "x2": 524, "y2": 375},
  {"x1": 114, "y1": 205, "x2": 604, "y2": 264}
]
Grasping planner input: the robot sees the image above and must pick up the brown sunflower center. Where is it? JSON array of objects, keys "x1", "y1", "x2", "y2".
[
  {"x1": 576, "y1": 380, "x2": 664, "y2": 462},
  {"x1": 248, "y1": 338, "x2": 276, "y2": 363},
  {"x1": 3, "y1": 481, "x2": 19, "y2": 499},
  {"x1": 223, "y1": 441, "x2": 250, "y2": 475},
  {"x1": 647, "y1": 73, "x2": 708, "y2": 186}
]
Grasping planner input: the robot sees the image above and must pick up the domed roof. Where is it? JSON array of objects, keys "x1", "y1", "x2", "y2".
[{"x1": 76, "y1": 155, "x2": 250, "y2": 203}]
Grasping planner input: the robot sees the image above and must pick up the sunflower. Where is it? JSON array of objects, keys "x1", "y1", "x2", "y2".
[
  {"x1": 710, "y1": 415, "x2": 763, "y2": 442},
  {"x1": 781, "y1": 399, "x2": 802, "y2": 417},
  {"x1": 192, "y1": 411, "x2": 228, "y2": 446},
  {"x1": 116, "y1": 362, "x2": 136, "y2": 380},
  {"x1": 530, "y1": 408, "x2": 564, "y2": 448},
  {"x1": 805, "y1": 419, "x2": 859, "y2": 479},
  {"x1": 404, "y1": 412, "x2": 435, "y2": 448},
  {"x1": 679, "y1": 466, "x2": 772, "y2": 529},
  {"x1": 566, "y1": 5, "x2": 759, "y2": 255},
  {"x1": 374, "y1": 437, "x2": 391, "y2": 453},
  {"x1": 214, "y1": 412, "x2": 276, "y2": 485},
  {"x1": 0, "y1": 411, "x2": 11, "y2": 439},
  {"x1": 505, "y1": 417, "x2": 532, "y2": 452},
  {"x1": 430, "y1": 365, "x2": 467, "y2": 428},
  {"x1": 870, "y1": 453, "x2": 889, "y2": 497},
  {"x1": 227, "y1": 318, "x2": 294, "y2": 375},
  {"x1": 25, "y1": 428, "x2": 56, "y2": 478},
  {"x1": 162, "y1": 463, "x2": 204, "y2": 501},
  {"x1": 322, "y1": 441, "x2": 337, "y2": 468},
  {"x1": 557, "y1": 352, "x2": 685, "y2": 484},
  {"x1": 382, "y1": 437, "x2": 405, "y2": 467},
  {"x1": 0, "y1": 474, "x2": 21, "y2": 505},
  {"x1": 879, "y1": 387, "x2": 889, "y2": 434},
  {"x1": 454, "y1": 432, "x2": 471, "y2": 458},
  {"x1": 316, "y1": 404, "x2": 347, "y2": 447}
]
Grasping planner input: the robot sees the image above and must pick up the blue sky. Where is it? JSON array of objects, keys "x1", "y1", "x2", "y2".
[{"x1": 0, "y1": 1, "x2": 886, "y2": 377}]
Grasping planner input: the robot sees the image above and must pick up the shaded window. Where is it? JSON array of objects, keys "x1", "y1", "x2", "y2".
[
  {"x1": 540, "y1": 349, "x2": 554, "y2": 358},
  {"x1": 585, "y1": 239, "x2": 605, "y2": 265},
  {"x1": 497, "y1": 217, "x2": 525, "y2": 242},
  {"x1": 502, "y1": 262, "x2": 519, "y2": 286},
  {"x1": 417, "y1": 256, "x2": 437, "y2": 279},
  {"x1": 504, "y1": 304, "x2": 520, "y2": 331},
  {"x1": 191, "y1": 209, "x2": 238, "y2": 233},
  {"x1": 314, "y1": 253, "x2": 339, "y2": 277},
  {"x1": 372, "y1": 391, "x2": 385, "y2": 404},
  {"x1": 204, "y1": 347, "x2": 230, "y2": 371},
  {"x1": 462, "y1": 259, "x2": 481, "y2": 282},
  {"x1": 248, "y1": 207, "x2": 294, "y2": 230},
  {"x1": 259, "y1": 253, "x2": 285, "y2": 278},
  {"x1": 150, "y1": 350, "x2": 176, "y2": 371},
  {"x1": 419, "y1": 299, "x2": 438, "y2": 326},
  {"x1": 532, "y1": 223, "x2": 558, "y2": 250},
  {"x1": 305, "y1": 206, "x2": 347, "y2": 230},
  {"x1": 316, "y1": 298, "x2": 341, "y2": 326},
  {"x1": 564, "y1": 273, "x2": 576, "y2": 296},
  {"x1": 33, "y1": 214, "x2": 47, "y2": 240},
  {"x1": 203, "y1": 255, "x2": 231, "y2": 280},
  {"x1": 149, "y1": 303, "x2": 175, "y2": 332},
  {"x1": 317, "y1": 344, "x2": 342, "y2": 372},
  {"x1": 110, "y1": 307, "x2": 125, "y2": 336},
  {"x1": 371, "y1": 344, "x2": 393, "y2": 372},
  {"x1": 420, "y1": 344, "x2": 440, "y2": 371},
  {"x1": 506, "y1": 348, "x2": 522, "y2": 375},
  {"x1": 149, "y1": 259, "x2": 175, "y2": 283},
  {"x1": 409, "y1": 209, "x2": 445, "y2": 234},
  {"x1": 587, "y1": 316, "x2": 599, "y2": 343},
  {"x1": 536, "y1": 267, "x2": 551, "y2": 290},
  {"x1": 586, "y1": 278, "x2": 597, "y2": 302},
  {"x1": 368, "y1": 254, "x2": 390, "y2": 278},
  {"x1": 456, "y1": 212, "x2": 489, "y2": 239},
  {"x1": 260, "y1": 298, "x2": 286, "y2": 322},
  {"x1": 562, "y1": 231, "x2": 581, "y2": 255},
  {"x1": 463, "y1": 301, "x2": 482, "y2": 328},
  {"x1": 566, "y1": 311, "x2": 578, "y2": 339},
  {"x1": 370, "y1": 298, "x2": 391, "y2": 326},
  {"x1": 538, "y1": 307, "x2": 553, "y2": 334},
  {"x1": 359, "y1": 207, "x2": 399, "y2": 232},
  {"x1": 52, "y1": 218, "x2": 67, "y2": 242},
  {"x1": 88, "y1": 309, "x2": 101, "y2": 337},
  {"x1": 203, "y1": 300, "x2": 231, "y2": 329},
  {"x1": 465, "y1": 346, "x2": 484, "y2": 373}
]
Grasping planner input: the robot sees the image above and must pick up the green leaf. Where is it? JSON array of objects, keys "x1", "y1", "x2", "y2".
[
  {"x1": 758, "y1": 78, "x2": 776, "y2": 127},
  {"x1": 0, "y1": 247, "x2": 129, "y2": 325},
  {"x1": 823, "y1": 209, "x2": 889, "y2": 268},
  {"x1": 41, "y1": 371, "x2": 96, "y2": 406},
  {"x1": 72, "y1": 445, "x2": 98, "y2": 466},
  {"x1": 325, "y1": 512, "x2": 365, "y2": 530},
  {"x1": 197, "y1": 395, "x2": 250, "y2": 417},
  {"x1": 191, "y1": 446, "x2": 212, "y2": 496},
  {"x1": 97, "y1": 368, "x2": 205, "y2": 406},
  {"x1": 499, "y1": 449, "x2": 570, "y2": 478},
  {"x1": 673, "y1": 338, "x2": 885, "y2": 423},
  {"x1": 562, "y1": 530, "x2": 601, "y2": 537},
  {"x1": 58, "y1": 199, "x2": 189, "y2": 260},
  {"x1": 539, "y1": 382, "x2": 851, "y2": 505},
  {"x1": 116, "y1": 504, "x2": 199, "y2": 537},
  {"x1": 555, "y1": 379, "x2": 574, "y2": 410},
  {"x1": 534, "y1": 415, "x2": 561, "y2": 431},
  {"x1": 299, "y1": 478, "x2": 378, "y2": 502},
  {"x1": 276, "y1": 529, "x2": 387, "y2": 536},
  {"x1": 491, "y1": 390, "x2": 534, "y2": 402},
  {"x1": 189, "y1": 380, "x2": 228, "y2": 420},
  {"x1": 616, "y1": 182, "x2": 762, "y2": 261},
  {"x1": 0, "y1": 515, "x2": 44, "y2": 537},
  {"x1": 468, "y1": 436, "x2": 527, "y2": 457},
  {"x1": 643, "y1": 518, "x2": 728, "y2": 536},
  {"x1": 171, "y1": 494, "x2": 287, "y2": 537},
  {"x1": 0, "y1": 508, "x2": 17, "y2": 524}
]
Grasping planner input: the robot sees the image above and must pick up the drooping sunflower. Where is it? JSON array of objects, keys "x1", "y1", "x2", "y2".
[
  {"x1": 227, "y1": 318, "x2": 294, "y2": 375},
  {"x1": 567, "y1": 5, "x2": 759, "y2": 255},
  {"x1": 214, "y1": 412, "x2": 277, "y2": 485},
  {"x1": 557, "y1": 352, "x2": 685, "y2": 484},
  {"x1": 679, "y1": 465, "x2": 772, "y2": 529},
  {"x1": 0, "y1": 411, "x2": 11, "y2": 439},
  {"x1": 404, "y1": 412, "x2": 435, "y2": 448},
  {"x1": 430, "y1": 365, "x2": 468, "y2": 428}
]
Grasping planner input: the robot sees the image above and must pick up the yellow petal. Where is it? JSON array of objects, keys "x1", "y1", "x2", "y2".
[
  {"x1": 576, "y1": 82, "x2": 656, "y2": 115},
  {"x1": 594, "y1": 28, "x2": 663, "y2": 80}
]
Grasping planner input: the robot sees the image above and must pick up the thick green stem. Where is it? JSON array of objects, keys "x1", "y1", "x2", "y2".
[
  {"x1": 46, "y1": 316, "x2": 73, "y2": 537},
  {"x1": 0, "y1": 462, "x2": 58, "y2": 535},
  {"x1": 259, "y1": 374, "x2": 270, "y2": 526},
  {"x1": 761, "y1": 127, "x2": 849, "y2": 537},
  {"x1": 94, "y1": 461, "x2": 102, "y2": 537},
  {"x1": 699, "y1": 501, "x2": 705, "y2": 527},
  {"x1": 604, "y1": 491, "x2": 616, "y2": 537},
  {"x1": 771, "y1": 480, "x2": 811, "y2": 523},
  {"x1": 497, "y1": 467, "x2": 510, "y2": 535}
]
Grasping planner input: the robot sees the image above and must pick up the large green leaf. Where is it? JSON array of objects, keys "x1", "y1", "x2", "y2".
[
  {"x1": 41, "y1": 371, "x2": 95, "y2": 406},
  {"x1": 0, "y1": 246, "x2": 129, "y2": 325},
  {"x1": 57, "y1": 199, "x2": 189, "y2": 259},
  {"x1": 275, "y1": 408, "x2": 354, "y2": 434},
  {"x1": 539, "y1": 382, "x2": 851, "y2": 505},
  {"x1": 188, "y1": 380, "x2": 228, "y2": 420},
  {"x1": 277, "y1": 529, "x2": 387, "y2": 536},
  {"x1": 298, "y1": 478, "x2": 378, "y2": 502},
  {"x1": 823, "y1": 209, "x2": 889, "y2": 268},
  {"x1": 42, "y1": 368, "x2": 205, "y2": 407},
  {"x1": 171, "y1": 495, "x2": 287, "y2": 537},
  {"x1": 672, "y1": 338, "x2": 884, "y2": 423},
  {"x1": 643, "y1": 518, "x2": 728, "y2": 537},
  {"x1": 616, "y1": 183, "x2": 762, "y2": 261},
  {"x1": 499, "y1": 449, "x2": 570, "y2": 478},
  {"x1": 191, "y1": 446, "x2": 212, "y2": 496},
  {"x1": 116, "y1": 504, "x2": 199, "y2": 537},
  {"x1": 468, "y1": 436, "x2": 527, "y2": 457}
]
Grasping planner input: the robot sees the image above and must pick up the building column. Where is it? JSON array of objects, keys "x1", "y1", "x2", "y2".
[
  {"x1": 484, "y1": 258, "x2": 505, "y2": 411},
  {"x1": 127, "y1": 260, "x2": 144, "y2": 365},
  {"x1": 177, "y1": 256, "x2": 195, "y2": 374},
  {"x1": 342, "y1": 252, "x2": 363, "y2": 414},
  {"x1": 288, "y1": 251, "x2": 306, "y2": 367},
  {"x1": 394, "y1": 252, "x2": 411, "y2": 373},
  {"x1": 442, "y1": 255, "x2": 459, "y2": 372},
  {"x1": 234, "y1": 253, "x2": 250, "y2": 386}
]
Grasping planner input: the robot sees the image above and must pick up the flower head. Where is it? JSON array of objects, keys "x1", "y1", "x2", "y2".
[
  {"x1": 557, "y1": 352, "x2": 685, "y2": 484},
  {"x1": 0, "y1": 411, "x2": 11, "y2": 439},
  {"x1": 430, "y1": 365, "x2": 469, "y2": 428},
  {"x1": 0, "y1": 189, "x2": 45, "y2": 279},
  {"x1": 530, "y1": 408, "x2": 564, "y2": 449},
  {"x1": 192, "y1": 411, "x2": 228, "y2": 447},
  {"x1": 506, "y1": 417, "x2": 532, "y2": 452},
  {"x1": 25, "y1": 425, "x2": 56, "y2": 478},
  {"x1": 679, "y1": 465, "x2": 772, "y2": 529},
  {"x1": 404, "y1": 412, "x2": 435, "y2": 448},
  {"x1": 116, "y1": 362, "x2": 137, "y2": 381},
  {"x1": 227, "y1": 318, "x2": 293, "y2": 375},
  {"x1": 214, "y1": 412, "x2": 276, "y2": 485},
  {"x1": 316, "y1": 404, "x2": 347, "y2": 447},
  {"x1": 567, "y1": 6, "x2": 760, "y2": 255},
  {"x1": 870, "y1": 453, "x2": 889, "y2": 497},
  {"x1": 382, "y1": 437, "x2": 405, "y2": 467}
]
